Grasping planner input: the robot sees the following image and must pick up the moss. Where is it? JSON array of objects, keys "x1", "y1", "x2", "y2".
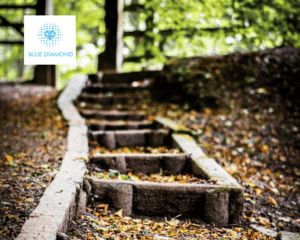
[{"x1": 207, "y1": 187, "x2": 230, "y2": 194}]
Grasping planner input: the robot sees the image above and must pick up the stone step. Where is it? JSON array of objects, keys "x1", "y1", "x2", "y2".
[
  {"x1": 87, "y1": 177, "x2": 227, "y2": 223},
  {"x1": 89, "y1": 129, "x2": 170, "y2": 149},
  {"x1": 78, "y1": 103, "x2": 145, "y2": 112},
  {"x1": 82, "y1": 82, "x2": 150, "y2": 94},
  {"x1": 78, "y1": 93, "x2": 141, "y2": 105},
  {"x1": 79, "y1": 109, "x2": 146, "y2": 120},
  {"x1": 84, "y1": 132, "x2": 243, "y2": 226},
  {"x1": 90, "y1": 153, "x2": 188, "y2": 175},
  {"x1": 87, "y1": 120, "x2": 153, "y2": 131},
  {"x1": 77, "y1": 71, "x2": 244, "y2": 227},
  {"x1": 88, "y1": 71, "x2": 160, "y2": 83}
]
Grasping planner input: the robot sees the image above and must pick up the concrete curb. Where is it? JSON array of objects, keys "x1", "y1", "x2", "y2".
[{"x1": 16, "y1": 75, "x2": 88, "y2": 240}]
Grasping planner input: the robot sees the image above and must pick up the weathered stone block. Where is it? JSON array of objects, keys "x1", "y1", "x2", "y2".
[
  {"x1": 229, "y1": 188, "x2": 244, "y2": 224},
  {"x1": 204, "y1": 189, "x2": 229, "y2": 225},
  {"x1": 115, "y1": 155, "x2": 127, "y2": 174},
  {"x1": 76, "y1": 189, "x2": 87, "y2": 216},
  {"x1": 147, "y1": 129, "x2": 169, "y2": 147},
  {"x1": 103, "y1": 132, "x2": 116, "y2": 149},
  {"x1": 163, "y1": 155, "x2": 187, "y2": 175},
  {"x1": 115, "y1": 130, "x2": 146, "y2": 147},
  {"x1": 83, "y1": 179, "x2": 92, "y2": 202},
  {"x1": 109, "y1": 183, "x2": 133, "y2": 216},
  {"x1": 126, "y1": 155, "x2": 162, "y2": 174}
]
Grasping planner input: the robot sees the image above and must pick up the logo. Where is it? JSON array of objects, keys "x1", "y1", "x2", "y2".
[
  {"x1": 24, "y1": 16, "x2": 76, "y2": 65},
  {"x1": 37, "y1": 22, "x2": 63, "y2": 48}
]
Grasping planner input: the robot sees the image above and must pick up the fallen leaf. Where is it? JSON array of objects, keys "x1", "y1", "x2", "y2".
[
  {"x1": 260, "y1": 145, "x2": 269, "y2": 153},
  {"x1": 97, "y1": 204, "x2": 108, "y2": 212},
  {"x1": 269, "y1": 197, "x2": 278, "y2": 207},
  {"x1": 25, "y1": 198, "x2": 34, "y2": 202},
  {"x1": 5, "y1": 155, "x2": 13, "y2": 162},
  {"x1": 166, "y1": 218, "x2": 179, "y2": 226},
  {"x1": 114, "y1": 209, "x2": 123, "y2": 218},
  {"x1": 258, "y1": 217, "x2": 270, "y2": 226},
  {"x1": 278, "y1": 217, "x2": 290, "y2": 222}
]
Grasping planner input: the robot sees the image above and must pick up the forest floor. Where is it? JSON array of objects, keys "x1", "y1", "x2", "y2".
[
  {"x1": 0, "y1": 82, "x2": 299, "y2": 240},
  {"x1": 0, "y1": 85, "x2": 68, "y2": 239}
]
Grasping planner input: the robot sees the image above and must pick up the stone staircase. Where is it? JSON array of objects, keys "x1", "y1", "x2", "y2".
[{"x1": 76, "y1": 71, "x2": 244, "y2": 225}]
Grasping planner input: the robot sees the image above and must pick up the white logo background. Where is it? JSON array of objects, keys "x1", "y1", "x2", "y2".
[{"x1": 24, "y1": 16, "x2": 76, "y2": 65}]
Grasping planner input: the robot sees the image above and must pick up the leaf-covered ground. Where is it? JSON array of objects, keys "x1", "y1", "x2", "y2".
[
  {"x1": 89, "y1": 144, "x2": 181, "y2": 155},
  {"x1": 166, "y1": 88, "x2": 300, "y2": 233},
  {"x1": 67, "y1": 207, "x2": 274, "y2": 239},
  {"x1": 0, "y1": 85, "x2": 68, "y2": 239},
  {"x1": 89, "y1": 170, "x2": 217, "y2": 185}
]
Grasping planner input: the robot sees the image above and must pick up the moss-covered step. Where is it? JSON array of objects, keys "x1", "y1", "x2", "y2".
[{"x1": 155, "y1": 116, "x2": 192, "y2": 134}]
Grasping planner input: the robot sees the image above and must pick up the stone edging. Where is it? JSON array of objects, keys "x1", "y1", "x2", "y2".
[{"x1": 16, "y1": 75, "x2": 89, "y2": 240}]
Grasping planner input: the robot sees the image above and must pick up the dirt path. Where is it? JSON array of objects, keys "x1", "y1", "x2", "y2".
[{"x1": 0, "y1": 84, "x2": 68, "y2": 239}]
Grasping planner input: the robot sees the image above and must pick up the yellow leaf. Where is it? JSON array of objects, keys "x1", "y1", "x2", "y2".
[
  {"x1": 278, "y1": 222, "x2": 284, "y2": 227},
  {"x1": 114, "y1": 209, "x2": 123, "y2": 217},
  {"x1": 204, "y1": 108, "x2": 212, "y2": 115},
  {"x1": 5, "y1": 155, "x2": 13, "y2": 162},
  {"x1": 260, "y1": 145, "x2": 269, "y2": 153},
  {"x1": 294, "y1": 168, "x2": 300, "y2": 176},
  {"x1": 247, "y1": 209, "x2": 254, "y2": 215},
  {"x1": 258, "y1": 217, "x2": 269, "y2": 226},
  {"x1": 210, "y1": 178, "x2": 218, "y2": 184},
  {"x1": 97, "y1": 204, "x2": 108, "y2": 212},
  {"x1": 25, "y1": 198, "x2": 34, "y2": 202},
  {"x1": 269, "y1": 197, "x2": 278, "y2": 207},
  {"x1": 254, "y1": 188, "x2": 263, "y2": 196},
  {"x1": 246, "y1": 182, "x2": 256, "y2": 188},
  {"x1": 293, "y1": 219, "x2": 300, "y2": 223}
]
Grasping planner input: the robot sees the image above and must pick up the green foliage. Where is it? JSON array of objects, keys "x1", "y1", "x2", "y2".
[
  {"x1": 53, "y1": 0, "x2": 105, "y2": 88},
  {"x1": 1, "y1": 0, "x2": 300, "y2": 83}
]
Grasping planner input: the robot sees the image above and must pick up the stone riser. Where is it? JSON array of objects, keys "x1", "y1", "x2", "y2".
[
  {"x1": 86, "y1": 178, "x2": 232, "y2": 225},
  {"x1": 82, "y1": 83, "x2": 149, "y2": 94},
  {"x1": 91, "y1": 153, "x2": 188, "y2": 175},
  {"x1": 89, "y1": 129, "x2": 171, "y2": 149},
  {"x1": 88, "y1": 71, "x2": 160, "y2": 83},
  {"x1": 78, "y1": 104, "x2": 143, "y2": 111},
  {"x1": 87, "y1": 121, "x2": 153, "y2": 131},
  {"x1": 79, "y1": 109, "x2": 146, "y2": 121},
  {"x1": 78, "y1": 95, "x2": 139, "y2": 105}
]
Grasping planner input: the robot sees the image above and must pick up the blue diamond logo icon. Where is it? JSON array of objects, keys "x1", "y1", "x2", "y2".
[{"x1": 44, "y1": 30, "x2": 56, "y2": 41}]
